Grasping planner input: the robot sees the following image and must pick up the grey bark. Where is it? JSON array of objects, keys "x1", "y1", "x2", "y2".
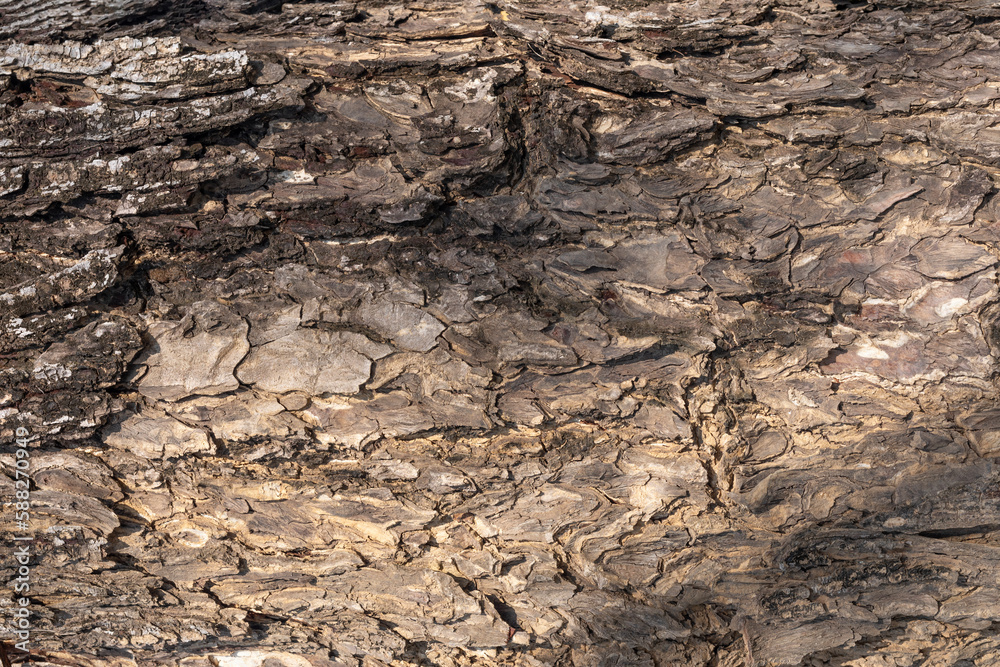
[{"x1": 2, "y1": 1, "x2": 1000, "y2": 665}]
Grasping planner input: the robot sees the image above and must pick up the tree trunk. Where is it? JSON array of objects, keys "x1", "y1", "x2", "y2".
[{"x1": 2, "y1": 0, "x2": 1000, "y2": 665}]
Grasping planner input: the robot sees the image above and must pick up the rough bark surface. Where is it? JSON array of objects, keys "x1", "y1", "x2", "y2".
[{"x1": 2, "y1": 1, "x2": 1000, "y2": 665}]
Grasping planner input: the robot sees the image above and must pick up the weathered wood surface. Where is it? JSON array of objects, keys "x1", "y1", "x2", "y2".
[{"x1": 3, "y1": 0, "x2": 1000, "y2": 665}]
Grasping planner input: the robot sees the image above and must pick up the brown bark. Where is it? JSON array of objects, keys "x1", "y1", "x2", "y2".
[{"x1": 2, "y1": 1, "x2": 1000, "y2": 665}]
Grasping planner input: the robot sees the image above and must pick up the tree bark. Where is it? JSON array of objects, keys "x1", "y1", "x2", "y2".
[{"x1": 2, "y1": 1, "x2": 1000, "y2": 665}]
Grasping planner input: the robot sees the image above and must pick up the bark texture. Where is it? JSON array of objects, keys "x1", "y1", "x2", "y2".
[{"x1": 2, "y1": 0, "x2": 1000, "y2": 665}]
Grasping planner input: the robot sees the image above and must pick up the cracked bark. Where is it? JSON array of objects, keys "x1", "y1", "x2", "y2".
[{"x1": 3, "y1": 0, "x2": 1000, "y2": 665}]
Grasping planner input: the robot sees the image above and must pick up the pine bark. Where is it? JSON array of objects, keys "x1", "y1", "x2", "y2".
[{"x1": 2, "y1": 1, "x2": 1000, "y2": 665}]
